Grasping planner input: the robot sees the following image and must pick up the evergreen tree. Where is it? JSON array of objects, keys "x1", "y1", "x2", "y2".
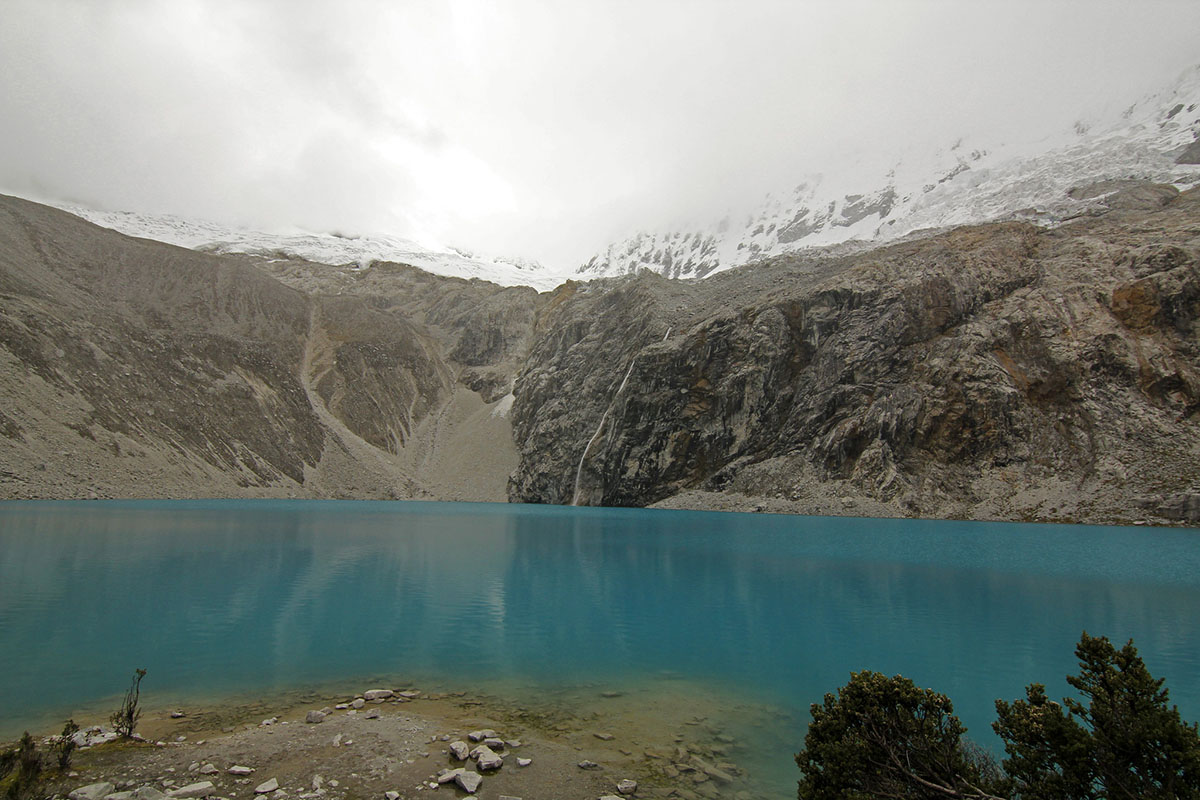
[{"x1": 994, "y1": 632, "x2": 1200, "y2": 799}]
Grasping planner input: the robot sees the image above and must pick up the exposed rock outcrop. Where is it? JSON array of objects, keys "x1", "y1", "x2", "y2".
[{"x1": 510, "y1": 184, "x2": 1200, "y2": 524}]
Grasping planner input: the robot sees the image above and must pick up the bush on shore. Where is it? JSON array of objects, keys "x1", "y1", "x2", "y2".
[{"x1": 796, "y1": 632, "x2": 1200, "y2": 800}]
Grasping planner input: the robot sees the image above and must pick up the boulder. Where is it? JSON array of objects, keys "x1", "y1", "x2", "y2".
[
  {"x1": 475, "y1": 746, "x2": 504, "y2": 771},
  {"x1": 617, "y1": 778, "x2": 638, "y2": 794},
  {"x1": 467, "y1": 729, "x2": 496, "y2": 742},
  {"x1": 132, "y1": 787, "x2": 167, "y2": 800},
  {"x1": 351, "y1": 698, "x2": 365, "y2": 709},
  {"x1": 449, "y1": 741, "x2": 471, "y2": 761},
  {"x1": 362, "y1": 689, "x2": 393, "y2": 701},
  {"x1": 227, "y1": 767, "x2": 254, "y2": 776},
  {"x1": 166, "y1": 782, "x2": 214, "y2": 798},
  {"x1": 516, "y1": 757, "x2": 532, "y2": 767},
  {"x1": 198, "y1": 765, "x2": 218, "y2": 775},
  {"x1": 71, "y1": 785, "x2": 116, "y2": 800},
  {"x1": 483, "y1": 737, "x2": 505, "y2": 750},
  {"x1": 305, "y1": 711, "x2": 325, "y2": 724},
  {"x1": 454, "y1": 771, "x2": 483, "y2": 794},
  {"x1": 254, "y1": 779, "x2": 279, "y2": 794}
]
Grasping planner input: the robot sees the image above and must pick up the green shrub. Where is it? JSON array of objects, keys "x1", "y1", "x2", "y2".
[
  {"x1": 796, "y1": 632, "x2": 1200, "y2": 799},
  {"x1": 995, "y1": 632, "x2": 1200, "y2": 799},
  {"x1": 110, "y1": 668, "x2": 146, "y2": 738}
]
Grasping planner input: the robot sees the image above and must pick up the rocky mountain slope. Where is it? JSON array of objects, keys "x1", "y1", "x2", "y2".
[
  {"x1": 511, "y1": 182, "x2": 1200, "y2": 524},
  {"x1": 0, "y1": 195, "x2": 536, "y2": 501},
  {"x1": 578, "y1": 64, "x2": 1200, "y2": 281},
  {"x1": 4, "y1": 169, "x2": 1200, "y2": 524}
]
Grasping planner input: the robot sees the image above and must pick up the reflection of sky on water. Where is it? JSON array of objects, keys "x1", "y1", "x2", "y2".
[{"x1": 2, "y1": 500, "x2": 1199, "y2": 760}]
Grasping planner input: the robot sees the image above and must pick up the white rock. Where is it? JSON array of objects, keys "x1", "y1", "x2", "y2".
[
  {"x1": 467, "y1": 730, "x2": 495, "y2": 742},
  {"x1": 254, "y1": 779, "x2": 279, "y2": 794},
  {"x1": 305, "y1": 711, "x2": 325, "y2": 724},
  {"x1": 362, "y1": 689, "x2": 393, "y2": 701},
  {"x1": 332, "y1": 734, "x2": 343, "y2": 747},
  {"x1": 227, "y1": 767, "x2": 254, "y2": 776},
  {"x1": 334, "y1": 704, "x2": 348, "y2": 710},
  {"x1": 384, "y1": 793, "x2": 400, "y2": 800},
  {"x1": 187, "y1": 763, "x2": 200, "y2": 773},
  {"x1": 617, "y1": 779, "x2": 638, "y2": 794},
  {"x1": 198, "y1": 765, "x2": 218, "y2": 775},
  {"x1": 435, "y1": 770, "x2": 461, "y2": 785},
  {"x1": 475, "y1": 746, "x2": 503, "y2": 771},
  {"x1": 365, "y1": 709, "x2": 380, "y2": 720},
  {"x1": 260, "y1": 718, "x2": 277, "y2": 727},
  {"x1": 448, "y1": 741, "x2": 470, "y2": 761},
  {"x1": 483, "y1": 737, "x2": 505, "y2": 750},
  {"x1": 351, "y1": 698, "x2": 365, "y2": 709},
  {"x1": 71, "y1": 785, "x2": 116, "y2": 800},
  {"x1": 453, "y1": 771, "x2": 482, "y2": 794},
  {"x1": 103, "y1": 792, "x2": 133, "y2": 800},
  {"x1": 167, "y1": 782, "x2": 215, "y2": 798},
  {"x1": 516, "y1": 758, "x2": 531, "y2": 768},
  {"x1": 600, "y1": 796, "x2": 624, "y2": 800},
  {"x1": 133, "y1": 787, "x2": 168, "y2": 800},
  {"x1": 398, "y1": 691, "x2": 420, "y2": 699}
]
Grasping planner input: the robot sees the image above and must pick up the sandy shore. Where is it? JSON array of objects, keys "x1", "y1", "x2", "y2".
[{"x1": 28, "y1": 682, "x2": 780, "y2": 800}]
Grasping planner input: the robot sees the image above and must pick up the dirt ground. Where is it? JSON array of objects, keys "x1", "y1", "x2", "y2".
[{"x1": 31, "y1": 683, "x2": 778, "y2": 800}]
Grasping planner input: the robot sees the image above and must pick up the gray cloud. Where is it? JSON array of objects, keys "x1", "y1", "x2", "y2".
[{"x1": 2, "y1": 0, "x2": 1200, "y2": 269}]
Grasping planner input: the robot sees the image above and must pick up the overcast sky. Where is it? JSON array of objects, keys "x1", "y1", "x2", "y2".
[{"x1": 2, "y1": 1, "x2": 1199, "y2": 269}]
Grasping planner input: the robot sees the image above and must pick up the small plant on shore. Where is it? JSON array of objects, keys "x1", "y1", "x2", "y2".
[
  {"x1": 49, "y1": 720, "x2": 79, "y2": 770},
  {"x1": 110, "y1": 668, "x2": 147, "y2": 739}
]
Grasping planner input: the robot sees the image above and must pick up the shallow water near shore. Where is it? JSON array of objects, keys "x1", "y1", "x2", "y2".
[{"x1": 2, "y1": 500, "x2": 1200, "y2": 796}]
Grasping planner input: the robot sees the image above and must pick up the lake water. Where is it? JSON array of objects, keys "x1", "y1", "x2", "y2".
[{"x1": 2, "y1": 500, "x2": 1199, "y2": 796}]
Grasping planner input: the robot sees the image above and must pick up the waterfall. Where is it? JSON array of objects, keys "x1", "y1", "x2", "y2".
[{"x1": 569, "y1": 326, "x2": 673, "y2": 506}]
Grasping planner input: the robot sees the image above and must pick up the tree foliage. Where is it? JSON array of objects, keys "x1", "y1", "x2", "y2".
[
  {"x1": 797, "y1": 633, "x2": 1200, "y2": 800},
  {"x1": 994, "y1": 632, "x2": 1200, "y2": 799},
  {"x1": 795, "y1": 670, "x2": 1007, "y2": 799}
]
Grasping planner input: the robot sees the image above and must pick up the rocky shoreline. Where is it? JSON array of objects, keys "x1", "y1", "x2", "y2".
[{"x1": 25, "y1": 684, "x2": 773, "y2": 800}]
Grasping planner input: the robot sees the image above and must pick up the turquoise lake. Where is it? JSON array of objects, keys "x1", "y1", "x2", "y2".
[{"x1": 2, "y1": 500, "x2": 1199, "y2": 796}]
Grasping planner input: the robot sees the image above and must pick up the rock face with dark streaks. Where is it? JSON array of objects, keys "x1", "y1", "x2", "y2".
[{"x1": 509, "y1": 184, "x2": 1200, "y2": 523}]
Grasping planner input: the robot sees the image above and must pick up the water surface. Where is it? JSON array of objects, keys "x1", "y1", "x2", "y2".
[{"x1": 2, "y1": 500, "x2": 1198, "y2": 795}]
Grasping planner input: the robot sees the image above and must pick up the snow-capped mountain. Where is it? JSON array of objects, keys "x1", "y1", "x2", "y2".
[
  {"x1": 49, "y1": 205, "x2": 568, "y2": 292},
  {"x1": 579, "y1": 64, "x2": 1200, "y2": 281}
]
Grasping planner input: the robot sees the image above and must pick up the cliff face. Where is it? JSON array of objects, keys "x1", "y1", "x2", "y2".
[
  {"x1": 510, "y1": 184, "x2": 1200, "y2": 523},
  {"x1": 4, "y1": 187, "x2": 1200, "y2": 524}
]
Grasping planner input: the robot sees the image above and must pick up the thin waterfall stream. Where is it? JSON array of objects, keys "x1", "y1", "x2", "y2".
[{"x1": 570, "y1": 328, "x2": 670, "y2": 506}]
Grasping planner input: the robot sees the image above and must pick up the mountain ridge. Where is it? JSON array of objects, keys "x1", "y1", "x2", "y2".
[{"x1": 578, "y1": 63, "x2": 1200, "y2": 281}]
